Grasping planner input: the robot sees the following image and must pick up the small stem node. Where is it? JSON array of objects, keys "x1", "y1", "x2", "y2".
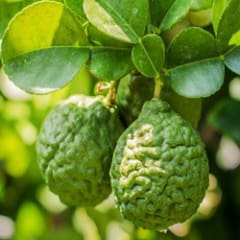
[{"x1": 102, "y1": 81, "x2": 117, "y2": 106}]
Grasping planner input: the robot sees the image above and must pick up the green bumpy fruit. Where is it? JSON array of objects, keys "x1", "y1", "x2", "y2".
[
  {"x1": 110, "y1": 98, "x2": 209, "y2": 230},
  {"x1": 36, "y1": 95, "x2": 123, "y2": 206},
  {"x1": 117, "y1": 74, "x2": 154, "y2": 125}
]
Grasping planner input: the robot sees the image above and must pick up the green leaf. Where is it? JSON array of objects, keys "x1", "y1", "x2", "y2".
[
  {"x1": 149, "y1": 0, "x2": 175, "y2": 27},
  {"x1": 64, "y1": 0, "x2": 86, "y2": 20},
  {"x1": 229, "y1": 30, "x2": 240, "y2": 46},
  {"x1": 208, "y1": 98, "x2": 240, "y2": 145},
  {"x1": 212, "y1": 0, "x2": 231, "y2": 35},
  {"x1": 89, "y1": 48, "x2": 132, "y2": 80},
  {"x1": 160, "y1": 0, "x2": 192, "y2": 31},
  {"x1": 191, "y1": 0, "x2": 213, "y2": 10},
  {"x1": 2, "y1": 1, "x2": 89, "y2": 94},
  {"x1": 188, "y1": 8, "x2": 213, "y2": 27},
  {"x1": 83, "y1": 0, "x2": 148, "y2": 43},
  {"x1": 131, "y1": 34, "x2": 165, "y2": 78},
  {"x1": 167, "y1": 27, "x2": 218, "y2": 67},
  {"x1": 2, "y1": 1, "x2": 88, "y2": 60},
  {"x1": 0, "y1": 0, "x2": 38, "y2": 38},
  {"x1": 224, "y1": 46, "x2": 240, "y2": 74},
  {"x1": 169, "y1": 58, "x2": 225, "y2": 98},
  {"x1": 87, "y1": 24, "x2": 131, "y2": 47},
  {"x1": 216, "y1": 0, "x2": 240, "y2": 52},
  {"x1": 3, "y1": 47, "x2": 89, "y2": 94}
]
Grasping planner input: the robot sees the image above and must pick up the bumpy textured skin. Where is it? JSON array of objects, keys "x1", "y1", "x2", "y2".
[
  {"x1": 110, "y1": 98, "x2": 209, "y2": 230},
  {"x1": 36, "y1": 95, "x2": 123, "y2": 206},
  {"x1": 117, "y1": 74, "x2": 154, "y2": 125}
]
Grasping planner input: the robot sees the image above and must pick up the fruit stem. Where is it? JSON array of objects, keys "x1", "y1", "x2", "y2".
[
  {"x1": 103, "y1": 81, "x2": 117, "y2": 106},
  {"x1": 154, "y1": 75, "x2": 163, "y2": 98}
]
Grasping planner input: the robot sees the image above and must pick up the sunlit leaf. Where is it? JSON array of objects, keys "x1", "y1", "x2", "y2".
[
  {"x1": 216, "y1": 0, "x2": 240, "y2": 52},
  {"x1": 2, "y1": 1, "x2": 87, "y2": 60},
  {"x1": 160, "y1": 0, "x2": 192, "y2": 31},
  {"x1": 229, "y1": 30, "x2": 240, "y2": 46},
  {"x1": 2, "y1": 1, "x2": 89, "y2": 94},
  {"x1": 191, "y1": 0, "x2": 213, "y2": 10},
  {"x1": 212, "y1": 0, "x2": 231, "y2": 35},
  {"x1": 87, "y1": 24, "x2": 131, "y2": 47},
  {"x1": 150, "y1": 0, "x2": 191, "y2": 30},
  {"x1": 169, "y1": 58, "x2": 225, "y2": 98},
  {"x1": 188, "y1": 9, "x2": 213, "y2": 27},
  {"x1": 83, "y1": 0, "x2": 148, "y2": 43},
  {"x1": 64, "y1": 0, "x2": 86, "y2": 20},
  {"x1": 131, "y1": 34, "x2": 165, "y2": 77},
  {"x1": 68, "y1": 66, "x2": 95, "y2": 96},
  {"x1": 0, "y1": 0, "x2": 38, "y2": 38}
]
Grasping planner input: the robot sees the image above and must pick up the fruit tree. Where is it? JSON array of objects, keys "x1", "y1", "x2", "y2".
[{"x1": 1, "y1": 0, "x2": 240, "y2": 239}]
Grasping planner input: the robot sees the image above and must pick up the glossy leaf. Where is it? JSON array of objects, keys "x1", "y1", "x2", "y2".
[
  {"x1": 131, "y1": 34, "x2": 165, "y2": 77},
  {"x1": 2, "y1": 1, "x2": 89, "y2": 94},
  {"x1": 89, "y1": 48, "x2": 132, "y2": 80},
  {"x1": 64, "y1": 0, "x2": 86, "y2": 20},
  {"x1": 0, "y1": 0, "x2": 38, "y2": 38},
  {"x1": 229, "y1": 30, "x2": 240, "y2": 46},
  {"x1": 149, "y1": 0, "x2": 175, "y2": 27},
  {"x1": 208, "y1": 98, "x2": 240, "y2": 145},
  {"x1": 216, "y1": 0, "x2": 240, "y2": 52},
  {"x1": 87, "y1": 24, "x2": 131, "y2": 47},
  {"x1": 224, "y1": 46, "x2": 240, "y2": 74},
  {"x1": 160, "y1": 0, "x2": 192, "y2": 31},
  {"x1": 3, "y1": 47, "x2": 89, "y2": 94},
  {"x1": 83, "y1": 0, "x2": 148, "y2": 43},
  {"x1": 169, "y1": 58, "x2": 225, "y2": 98},
  {"x1": 2, "y1": 1, "x2": 87, "y2": 60},
  {"x1": 212, "y1": 0, "x2": 231, "y2": 35},
  {"x1": 188, "y1": 8, "x2": 213, "y2": 27},
  {"x1": 167, "y1": 27, "x2": 217, "y2": 67}
]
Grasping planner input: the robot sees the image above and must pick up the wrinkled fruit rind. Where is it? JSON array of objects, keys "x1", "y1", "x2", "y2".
[
  {"x1": 110, "y1": 98, "x2": 209, "y2": 230},
  {"x1": 37, "y1": 95, "x2": 123, "y2": 206},
  {"x1": 116, "y1": 74, "x2": 154, "y2": 126}
]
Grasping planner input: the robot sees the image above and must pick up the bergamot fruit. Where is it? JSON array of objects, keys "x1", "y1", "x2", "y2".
[
  {"x1": 117, "y1": 74, "x2": 154, "y2": 125},
  {"x1": 110, "y1": 98, "x2": 209, "y2": 230},
  {"x1": 36, "y1": 94, "x2": 123, "y2": 206}
]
